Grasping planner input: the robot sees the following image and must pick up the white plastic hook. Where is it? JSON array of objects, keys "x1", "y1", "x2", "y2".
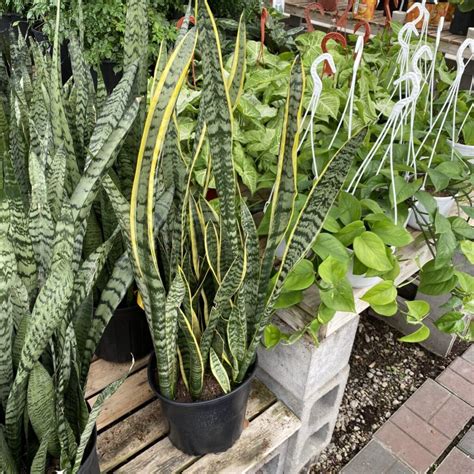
[
  {"x1": 407, "y1": 2, "x2": 424, "y2": 26},
  {"x1": 393, "y1": 72, "x2": 422, "y2": 112},
  {"x1": 456, "y1": 38, "x2": 474, "y2": 75},
  {"x1": 298, "y1": 53, "x2": 337, "y2": 179},
  {"x1": 328, "y1": 37, "x2": 364, "y2": 149},
  {"x1": 411, "y1": 44, "x2": 433, "y2": 79}
]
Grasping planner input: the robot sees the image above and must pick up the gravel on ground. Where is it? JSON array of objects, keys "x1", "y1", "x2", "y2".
[{"x1": 309, "y1": 314, "x2": 468, "y2": 473}]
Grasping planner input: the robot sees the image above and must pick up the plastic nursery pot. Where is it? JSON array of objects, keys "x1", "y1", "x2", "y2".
[
  {"x1": 448, "y1": 139, "x2": 474, "y2": 162},
  {"x1": 449, "y1": 7, "x2": 474, "y2": 36},
  {"x1": 346, "y1": 249, "x2": 382, "y2": 289},
  {"x1": 96, "y1": 305, "x2": 153, "y2": 363},
  {"x1": 407, "y1": 195, "x2": 456, "y2": 231},
  {"x1": 147, "y1": 352, "x2": 257, "y2": 455},
  {"x1": 77, "y1": 427, "x2": 100, "y2": 474},
  {"x1": 100, "y1": 61, "x2": 123, "y2": 95}
]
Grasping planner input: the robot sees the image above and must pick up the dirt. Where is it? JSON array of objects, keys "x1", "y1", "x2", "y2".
[
  {"x1": 175, "y1": 373, "x2": 225, "y2": 402},
  {"x1": 308, "y1": 314, "x2": 468, "y2": 474}
]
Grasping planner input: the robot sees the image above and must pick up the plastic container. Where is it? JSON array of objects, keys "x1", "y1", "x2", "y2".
[
  {"x1": 448, "y1": 139, "x2": 474, "y2": 162},
  {"x1": 148, "y1": 353, "x2": 257, "y2": 455},
  {"x1": 77, "y1": 428, "x2": 100, "y2": 474},
  {"x1": 407, "y1": 195, "x2": 456, "y2": 230},
  {"x1": 96, "y1": 305, "x2": 153, "y2": 363}
]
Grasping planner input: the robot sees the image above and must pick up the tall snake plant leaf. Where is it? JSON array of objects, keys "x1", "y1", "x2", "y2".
[
  {"x1": 198, "y1": 0, "x2": 238, "y2": 270},
  {"x1": 67, "y1": 227, "x2": 120, "y2": 322},
  {"x1": 200, "y1": 254, "x2": 247, "y2": 371},
  {"x1": 47, "y1": 147, "x2": 67, "y2": 220},
  {"x1": 0, "y1": 425, "x2": 16, "y2": 473},
  {"x1": 238, "y1": 130, "x2": 367, "y2": 382},
  {"x1": 80, "y1": 251, "x2": 134, "y2": 385},
  {"x1": 71, "y1": 365, "x2": 132, "y2": 474},
  {"x1": 178, "y1": 307, "x2": 204, "y2": 398},
  {"x1": 119, "y1": 0, "x2": 149, "y2": 200},
  {"x1": 28, "y1": 152, "x2": 54, "y2": 282},
  {"x1": 3, "y1": 155, "x2": 36, "y2": 296},
  {"x1": 68, "y1": 35, "x2": 95, "y2": 166},
  {"x1": 5, "y1": 205, "x2": 75, "y2": 456},
  {"x1": 50, "y1": 17, "x2": 81, "y2": 195},
  {"x1": 254, "y1": 56, "x2": 304, "y2": 327},
  {"x1": 0, "y1": 232, "x2": 15, "y2": 409},
  {"x1": 210, "y1": 347, "x2": 231, "y2": 393},
  {"x1": 30, "y1": 430, "x2": 50, "y2": 474},
  {"x1": 27, "y1": 362, "x2": 60, "y2": 457},
  {"x1": 130, "y1": 29, "x2": 196, "y2": 399},
  {"x1": 240, "y1": 201, "x2": 260, "y2": 336},
  {"x1": 228, "y1": 16, "x2": 247, "y2": 110}
]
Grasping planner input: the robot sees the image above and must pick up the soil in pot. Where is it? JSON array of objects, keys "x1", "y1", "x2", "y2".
[
  {"x1": 148, "y1": 353, "x2": 257, "y2": 455},
  {"x1": 96, "y1": 304, "x2": 153, "y2": 363}
]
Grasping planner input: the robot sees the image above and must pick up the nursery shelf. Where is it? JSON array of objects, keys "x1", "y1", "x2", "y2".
[
  {"x1": 285, "y1": 0, "x2": 467, "y2": 58},
  {"x1": 86, "y1": 358, "x2": 301, "y2": 473}
]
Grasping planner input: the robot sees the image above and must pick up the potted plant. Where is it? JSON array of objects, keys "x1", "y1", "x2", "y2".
[
  {"x1": 0, "y1": 2, "x2": 141, "y2": 468},
  {"x1": 105, "y1": 0, "x2": 365, "y2": 455},
  {"x1": 449, "y1": 0, "x2": 474, "y2": 35}
]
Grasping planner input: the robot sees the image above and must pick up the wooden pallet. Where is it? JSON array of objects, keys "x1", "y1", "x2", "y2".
[
  {"x1": 285, "y1": 0, "x2": 466, "y2": 58},
  {"x1": 86, "y1": 358, "x2": 301, "y2": 473}
]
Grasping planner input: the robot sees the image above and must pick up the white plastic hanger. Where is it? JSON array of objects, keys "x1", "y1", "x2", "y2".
[
  {"x1": 298, "y1": 53, "x2": 337, "y2": 179},
  {"x1": 328, "y1": 36, "x2": 365, "y2": 149}
]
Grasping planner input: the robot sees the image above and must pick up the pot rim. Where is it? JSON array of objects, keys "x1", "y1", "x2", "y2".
[{"x1": 147, "y1": 352, "x2": 257, "y2": 408}]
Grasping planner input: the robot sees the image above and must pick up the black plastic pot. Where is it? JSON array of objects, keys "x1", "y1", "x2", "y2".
[
  {"x1": 99, "y1": 61, "x2": 123, "y2": 94},
  {"x1": 449, "y1": 7, "x2": 474, "y2": 35},
  {"x1": 148, "y1": 353, "x2": 257, "y2": 455},
  {"x1": 77, "y1": 427, "x2": 100, "y2": 474},
  {"x1": 96, "y1": 305, "x2": 153, "y2": 363}
]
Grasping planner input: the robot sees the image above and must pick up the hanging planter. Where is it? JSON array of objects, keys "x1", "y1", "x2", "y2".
[
  {"x1": 147, "y1": 353, "x2": 257, "y2": 455},
  {"x1": 407, "y1": 194, "x2": 456, "y2": 230},
  {"x1": 448, "y1": 139, "x2": 474, "y2": 161}
]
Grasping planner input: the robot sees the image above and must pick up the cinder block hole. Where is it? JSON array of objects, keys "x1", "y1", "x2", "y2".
[
  {"x1": 256, "y1": 453, "x2": 280, "y2": 474},
  {"x1": 300, "y1": 423, "x2": 331, "y2": 465},
  {"x1": 309, "y1": 385, "x2": 339, "y2": 426}
]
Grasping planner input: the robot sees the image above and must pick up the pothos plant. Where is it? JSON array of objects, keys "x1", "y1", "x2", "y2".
[
  {"x1": 414, "y1": 194, "x2": 474, "y2": 341},
  {"x1": 0, "y1": 1, "x2": 142, "y2": 469},
  {"x1": 105, "y1": 0, "x2": 366, "y2": 400}
]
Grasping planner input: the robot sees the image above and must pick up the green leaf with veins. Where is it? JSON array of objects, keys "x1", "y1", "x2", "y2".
[
  {"x1": 399, "y1": 325, "x2": 430, "y2": 343},
  {"x1": 361, "y1": 280, "x2": 397, "y2": 306},
  {"x1": 353, "y1": 231, "x2": 393, "y2": 272}
]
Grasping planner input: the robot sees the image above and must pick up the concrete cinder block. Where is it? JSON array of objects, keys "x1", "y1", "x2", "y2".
[
  {"x1": 280, "y1": 365, "x2": 350, "y2": 473},
  {"x1": 257, "y1": 314, "x2": 359, "y2": 404},
  {"x1": 255, "y1": 442, "x2": 288, "y2": 474}
]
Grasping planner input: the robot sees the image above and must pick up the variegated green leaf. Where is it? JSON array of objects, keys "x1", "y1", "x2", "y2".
[
  {"x1": 228, "y1": 16, "x2": 246, "y2": 109},
  {"x1": 30, "y1": 430, "x2": 50, "y2": 474},
  {"x1": 27, "y1": 362, "x2": 60, "y2": 457},
  {"x1": 198, "y1": 1, "x2": 238, "y2": 270},
  {"x1": 80, "y1": 252, "x2": 134, "y2": 385},
  {"x1": 71, "y1": 365, "x2": 131, "y2": 474},
  {"x1": 210, "y1": 347, "x2": 231, "y2": 394}
]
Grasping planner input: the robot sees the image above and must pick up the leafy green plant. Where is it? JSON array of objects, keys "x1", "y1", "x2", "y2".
[
  {"x1": 0, "y1": 2, "x2": 143, "y2": 470},
  {"x1": 415, "y1": 200, "x2": 474, "y2": 341}
]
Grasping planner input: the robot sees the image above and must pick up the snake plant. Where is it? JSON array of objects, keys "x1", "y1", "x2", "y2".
[
  {"x1": 0, "y1": 1, "x2": 143, "y2": 471},
  {"x1": 104, "y1": 0, "x2": 365, "y2": 401}
]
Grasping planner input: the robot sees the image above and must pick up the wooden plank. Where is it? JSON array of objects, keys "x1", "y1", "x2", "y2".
[
  {"x1": 97, "y1": 400, "x2": 166, "y2": 473},
  {"x1": 85, "y1": 356, "x2": 148, "y2": 399},
  {"x1": 115, "y1": 380, "x2": 277, "y2": 473},
  {"x1": 184, "y1": 403, "x2": 301, "y2": 474},
  {"x1": 89, "y1": 368, "x2": 154, "y2": 431}
]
